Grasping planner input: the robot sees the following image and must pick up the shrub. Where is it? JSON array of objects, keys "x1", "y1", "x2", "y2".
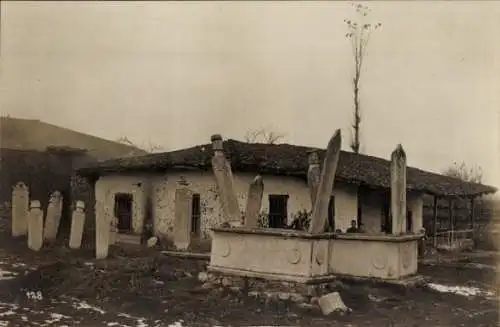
[{"x1": 287, "y1": 209, "x2": 311, "y2": 231}]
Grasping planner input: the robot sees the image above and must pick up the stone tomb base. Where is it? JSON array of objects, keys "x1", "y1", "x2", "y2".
[
  {"x1": 207, "y1": 227, "x2": 425, "y2": 299},
  {"x1": 203, "y1": 269, "x2": 428, "y2": 304}
]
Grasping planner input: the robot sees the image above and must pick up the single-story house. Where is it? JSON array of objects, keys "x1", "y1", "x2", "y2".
[
  {"x1": 76, "y1": 138, "x2": 497, "y2": 243},
  {"x1": 0, "y1": 116, "x2": 147, "y2": 230}
]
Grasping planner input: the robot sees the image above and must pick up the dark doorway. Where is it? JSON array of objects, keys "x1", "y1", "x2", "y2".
[
  {"x1": 328, "y1": 196, "x2": 335, "y2": 231},
  {"x1": 268, "y1": 195, "x2": 289, "y2": 228},
  {"x1": 407, "y1": 210, "x2": 413, "y2": 232},
  {"x1": 381, "y1": 191, "x2": 391, "y2": 233},
  {"x1": 191, "y1": 193, "x2": 201, "y2": 236},
  {"x1": 357, "y1": 188, "x2": 363, "y2": 230},
  {"x1": 57, "y1": 189, "x2": 72, "y2": 239},
  {"x1": 114, "y1": 193, "x2": 133, "y2": 233}
]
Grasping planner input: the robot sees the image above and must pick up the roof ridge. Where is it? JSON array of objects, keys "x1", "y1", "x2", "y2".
[{"x1": 77, "y1": 137, "x2": 497, "y2": 196}]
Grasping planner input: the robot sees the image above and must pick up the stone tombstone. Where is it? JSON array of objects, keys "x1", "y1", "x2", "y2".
[
  {"x1": 95, "y1": 200, "x2": 110, "y2": 259},
  {"x1": 244, "y1": 175, "x2": 264, "y2": 228},
  {"x1": 12, "y1": 182, "x2": 30, "y2": 237},
  {"x1": 210, "y1": 134, "x2": 241, "y2": 227},
  {"x1": 307, "y1": 149, "x2": 321, "y2": 207},
  {"x1": 28, "y1": 200, "x2": 44, "y2": 251},
  {"x1": 390, "y1": 144, "x2": 407, "y2": 235},
  {"x1": 308, "y1": 130, "x2": 342, "y2": 234},
  {"x1": 43, "y1": 191, "x2": 63, "y2": 242},
  {"x1": 173, "y1": 178, "x2": 193, "y2": 250},
  {"x1": 69, "y1": 201, "x2": 86, "y2": 249}
]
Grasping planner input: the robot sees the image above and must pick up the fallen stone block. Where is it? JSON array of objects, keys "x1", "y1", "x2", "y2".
[
  {"x1": 147, "y1": 237, "x2": 158, "y2": 248},
  {"x1": 318, "y1": 292, "x2": 350, "y2": 315}
]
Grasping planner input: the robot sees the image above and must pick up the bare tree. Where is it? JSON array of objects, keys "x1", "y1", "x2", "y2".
[
  {"x1": 344, "y1": 3, "x2": 381, "y2": 154},
  {"x1": 443, "y1": 161, "x2": 483, "y2": 183},
  {"x1": 244, "y1": 128, "x2": 286, "y2": 144},
  {"x1": 116, "y1": 136, "x2": 165, "y2": 153}
]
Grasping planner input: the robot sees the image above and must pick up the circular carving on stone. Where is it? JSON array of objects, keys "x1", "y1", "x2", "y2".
[
  {"x1": 372, "y1": 255, "x2": 388, "y2": 270},
  {"x1": 401, "y1": 244, "x2": 411, "y2": 268},
  {"x1": 287, "y1": 248, "x2": 302, "y2": 265},
  {"x1": 220, "y1": 240, "x2": 231, "y2": 258}
]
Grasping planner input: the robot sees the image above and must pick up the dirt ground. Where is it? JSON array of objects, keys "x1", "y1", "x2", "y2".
[{"x1": 0, "y1": 223, "x2": 498, "y2": 326}]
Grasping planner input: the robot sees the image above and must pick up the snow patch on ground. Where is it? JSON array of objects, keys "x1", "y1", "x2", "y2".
[
  {"x1": 107, "y1": 323, "x2": 128, "y2": 327},
  {"x1": 0, "y1": 303, "x2": 18, "y2": 311},
  {"x1": 11, "y1": 263, "x2": 27, "y2": 268},
  {"x1": 0, "y1": 268, "x2": 17, "y2": 280},
  {"x1": 0, "y1": 310, "x2": 15, "y2": 317},
  {"x1": 43, "y1": 312, "x2": 71, "y2": 325},
  {"x1": 168, "y1": 322, "x2": 185, "y2": 327},
  {"x1": 117, "y1": 312, "x2": 149, "y2": 327},
  {"x1": 428, "y1": 283, "x2": 494, "y2": 297},
  {"x1": 69, "y1": 298, "x2": 106, "y2": 314}
]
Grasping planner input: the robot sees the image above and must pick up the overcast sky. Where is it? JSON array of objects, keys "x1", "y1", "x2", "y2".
[{"x1": 1, "y1": 1, "x2": 499, "y2": 187}]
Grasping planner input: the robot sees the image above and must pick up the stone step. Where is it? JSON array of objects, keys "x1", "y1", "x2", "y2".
[{"x1": 115, "y1": 233, "x2": 141, "y2": 245}]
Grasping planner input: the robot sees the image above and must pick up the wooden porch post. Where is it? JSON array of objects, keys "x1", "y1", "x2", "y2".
[
  {"x1": 470, "y1": 197, "x2": 476, "y2": 229},
  {"x1": 448, "y1": 197, "x2": 454, "y2": 246},
  {"x1": 433, "y1": 196, "x2": 438, "y2": 247},
  {"x1": 448, "y1": 197, "x2": 454, "y2": 230}
]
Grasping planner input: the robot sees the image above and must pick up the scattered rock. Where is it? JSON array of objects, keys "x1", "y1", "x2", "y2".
[
  {"x1": 310, "y1": 296, "x2": 319, "y2": 304},
  {"x1": 201, "y1": 282, "x2": 214, "y2": 289},
  {"x1": 318, "y1": 292, "x2": 350, "y2": 315},
  {"x1": 198, "y1": 272, "x2": 208, "y2": 283},
  {"x1": 278, "y1": 292, "x2": 291, "y2": 301},
  {"x1": 264, "y1": 292, "x2": 278, "y2": 301},
  {"x1": 368, "y1": 293, "x2": 387, "y2": 302},
  {"x1": 147, "y1": 237, "x2": 158, "y2": 248},
  {"x1": 460, "y1": 239, "x2": 474, "y2": 252},
  {"x1": 290, "y1": 293, "x2": 306, "y2": 303},
  {"x1": 298, "y1": 302, "x2": 316, "y2": 310},
  {"x1": 248, "y1": 291, "x2": 260, "y2": 298},
  {"x1": 221, "y1": 277, "x2": 232, "y2": 287},
  {"x1": 330, "y1": 279, "x2": 349, "y2": 290},
  {"x1": 184, "y1": 271, "x2": 193, "y2": 278},
  {"x1": 229, "y1": 286, "x2": 242, "y2": 292}
]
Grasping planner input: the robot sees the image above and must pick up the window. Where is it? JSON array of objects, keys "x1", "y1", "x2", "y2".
[
  {"x1": 328, "y1": 196, "x2": 335, "y2": 231},
  {"x1": 357, "y1": 188, "x2": 363, "y2": 229},
  {"x1": 268, "y1": 195, "x2": 289, "y2": 228},
  {"x1": 406, "y1": 210, "x2": 413, "y2": 232},
  {"x1": 381, "y1": 191, "x2": 391, "y2": 233},
  {"x1": 191, "y1": 193, "x2": 201, "y2": 235}
]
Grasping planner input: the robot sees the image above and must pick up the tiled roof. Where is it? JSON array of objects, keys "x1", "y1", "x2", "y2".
[{"x1": 77, "y1": 139, "x2": 497, "y2": 197}]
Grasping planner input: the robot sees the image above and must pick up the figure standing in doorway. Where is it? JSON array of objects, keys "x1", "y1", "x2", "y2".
[{"x1": 346, "y1": 220, "x2": 359, "y2": 233}]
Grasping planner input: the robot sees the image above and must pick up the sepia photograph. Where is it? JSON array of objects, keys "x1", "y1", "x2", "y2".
[{"x1": 0, "y1": 1, "x2": 499, "y2": 326}]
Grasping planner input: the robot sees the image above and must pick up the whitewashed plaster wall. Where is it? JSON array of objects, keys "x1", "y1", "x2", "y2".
[
  {"x1": 332, "y1": 183, "x2": 359, "y2": 232},
  {"x1": 151, "y1": 171, "x2": 313, "y2": 239},
  {"x1": 408, "y1": 192, "x2": 424, "y2": 233},
  {"x1": 152, "y1": 171, "x2": 368, "y2": 238},
  {"x1": 359, "y1": 188, "x2": 424, "y2": 234},
  {"x1": 94, "y1": 170, "x2": 424, "y2": 240},
  {"x1": 360, "y1": 188, "x2": 384, "y2": 234},
  {"x1": 95, "y1": 175, "x2": 151, "y2": 235}
]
